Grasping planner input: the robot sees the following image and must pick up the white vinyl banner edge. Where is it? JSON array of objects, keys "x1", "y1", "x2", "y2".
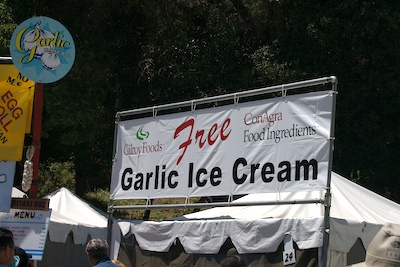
[{"x1": 110, "y1": 90, "x2": 333, "y2": 200}]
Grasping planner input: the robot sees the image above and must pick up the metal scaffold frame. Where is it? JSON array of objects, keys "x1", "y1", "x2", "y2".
[{"x1": 109, "y1": 76, "x2": 338, "y2": 267}]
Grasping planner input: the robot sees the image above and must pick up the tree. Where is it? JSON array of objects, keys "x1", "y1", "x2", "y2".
[
  {"x1": 2, "y1": 0, "x2": 400, "y2": 210},
  {"x1": 38, "y1": 160, "x2": 75, "y2": 197},
  {"x1": 0, "y1": 0, "x2": 16, "y2": 55},
  {"x1": 268, "y1": 0, "x2": 400, "y2": 201}
]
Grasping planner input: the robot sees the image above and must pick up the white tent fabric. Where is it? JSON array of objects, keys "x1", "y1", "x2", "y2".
[
  {"x1": 12, "y1": 187, "x2": 28, "y2": 198},
  {"x1": 32, "y1": 188, "x2": 112, "y2": 267},
  {"x1": 115, "y1": 172, "x2": 400, "y2": 266},
  {"x1": 118, "y1": 217, "x2": 324, "y2": 254},
  {"x1": 9, "y1": 187, "x2": 109, "y2": 267},
  {"x1": 182, "y1": 172, "x2": 400, "y2": 223},
  {"x1": 43, "y1": 187, "x2": 108, "y2": 244}
]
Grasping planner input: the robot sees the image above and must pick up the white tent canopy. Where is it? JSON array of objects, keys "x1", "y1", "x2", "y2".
[
  {"x1": 181, "y1": 172, "x2": 400, "y2": 265},
  {"x1": 115, "y1": 172, "x2": 400, "y2": 266},
  {"x1": 10, "y1": 187, "x2": 109, "y2": 267},
  {"x1": 43, "y1": 187, "x2": 108, "y2": 244},
  {"x1": 31, "y1": 187, "x2": 110, "y2": 267},
  {"x1": 12, "y1": 187, "x2": 28, "y2": 198},
  {"x1": 181, "y1": 172, "x2": 400, "y2": 223}
]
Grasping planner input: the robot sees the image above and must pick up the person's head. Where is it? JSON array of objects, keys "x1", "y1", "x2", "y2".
[
  {"x1": 85, "y1": 238, "x2": 110, "y2": 266},
  {"x1": 0, "y1": 228, "x2": 15, "y2": 267},
  {"x1": 112, "y1": 259, "x2": 126, "y2": 267},
  {"x1": 12, "y1": 247, "x2": 32, "y2": 267},
  {"x1": 220, "y1": 255, "x2": 246, "y2": 267}
]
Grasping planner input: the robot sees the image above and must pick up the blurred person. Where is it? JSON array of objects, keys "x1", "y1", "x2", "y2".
[
  {"x1": 348, "y1": 222, "x2": 400, "y2": 266},
  {"x1": 220, "y1": 254, "x2": 246, "y2": 267},
  {"x1": 86, "y1": 238, "x2": 118, "y2": 267},
  {"x1": 0, "y1": 228, "x2": 15, "y2": 267},
  {"x1": 111, "y1": 259, "x2": 126, "y2": 267},
  {"x1": 12, "y1": 247, "x2": 32, "y2": 267}
]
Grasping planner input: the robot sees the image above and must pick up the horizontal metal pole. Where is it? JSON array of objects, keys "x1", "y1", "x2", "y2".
[
  {"x1": 110, "y1": 198, "x2": 325, "y2": 211},
  {"x1": 116, "y1": 76, "x2": 337, "y2": 119},
  {"x1": 0, "y1": 56, "x2": 12, "y2": 63}
]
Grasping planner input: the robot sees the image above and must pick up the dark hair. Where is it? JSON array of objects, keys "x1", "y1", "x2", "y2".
[
  {"x1": 15, "y1": 247, "x2": 32, "y2": 267},
  {"x1": 85, "y1": 238, "x2": 109, "y2": 260},
  {"x1": 220, "y1": 255, "x2": 246, "y2": 267},
  {"x1": 0, "y1": 228, "x2": 14, "y2": 248}
]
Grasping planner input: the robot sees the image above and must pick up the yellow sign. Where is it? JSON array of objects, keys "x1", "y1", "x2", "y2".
[{"x1": 0, "y1": 64, "x2": 35, "y2": 160}]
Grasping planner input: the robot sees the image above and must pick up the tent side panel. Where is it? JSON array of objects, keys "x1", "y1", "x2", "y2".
[{"x1": 117, "y1": 236, "x2": 319, "y2": 267}]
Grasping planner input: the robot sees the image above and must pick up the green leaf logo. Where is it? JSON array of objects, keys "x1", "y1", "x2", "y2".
[{"x1": 136, "y1": 125, "x2": 150, "y2": 140}]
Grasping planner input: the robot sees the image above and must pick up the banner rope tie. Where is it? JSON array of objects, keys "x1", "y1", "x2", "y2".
[
  {"x1": 281, "y1": 85, "x2": 287, "y2": 99},
  {"x1": 191, "y1": 100, "x2": 196, "y2": 112},
  {"x1": 234, "y1": 93, "x2": 239, "y2": 105}
]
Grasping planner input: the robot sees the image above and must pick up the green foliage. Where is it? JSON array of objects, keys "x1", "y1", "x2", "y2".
[
  {"x1": 85, "y1": 189, "x2": 198, "y2": 220},
  {"x1": 276, "y1": 0, "x2": 400, "y2": 200},
  {"x1": 250, "y1": 41, "x2": 298, "y2": 85},
  {"x1": 37, "y1": 160, "x2": 76, "y2": 197},
  {"x1": 84, "y1": 188, "x2": 112, "y2": 216},
  {"x1": 138, "y1": 0, "x2": 258, "y2": 103},
  {"x1": 0, "y1": 1, "x2": 16, "y2": 54},
  {"x1": 3, "y1": 0, "x2": 400, "y2": 207}
]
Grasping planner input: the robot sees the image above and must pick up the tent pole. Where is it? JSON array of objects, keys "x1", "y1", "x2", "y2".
[
  {"x1": 111, "y1": 198, "x2": 325, "y2": 210},
  {"x1": 107, "y1": 118, "x2": 119, "y2": 251},
  {"x1": 321, "y1": 77, "x2": 338, "y2": 267},
  {"x1": 107, "y1": 199, "x2": 114, "y2": 246}
]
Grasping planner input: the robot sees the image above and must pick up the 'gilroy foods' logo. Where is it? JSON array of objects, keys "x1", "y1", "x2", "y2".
[
  {"x1": 136, "y1": 125, "x2": 149, "y2": 140},
  {"x1": 124, "y1": 125, "x2": 163, "y2": 157}
]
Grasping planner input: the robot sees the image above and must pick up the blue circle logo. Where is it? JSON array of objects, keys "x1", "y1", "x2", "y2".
[{"x1": 10, "y1": 16, "x2": 76, "y2": 83}]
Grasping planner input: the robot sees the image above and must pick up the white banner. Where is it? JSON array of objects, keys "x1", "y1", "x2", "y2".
[
  {"x1": 0, "y1": 161, "x2": 16, "y2": 212},
  {"x1": 111, "y1": 90, "x2": 334, "y2": 200}
]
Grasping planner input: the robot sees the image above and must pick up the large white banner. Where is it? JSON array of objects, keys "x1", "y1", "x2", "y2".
[{"x1": 111, "y1": 90, "x2": 334, "y2": 200}]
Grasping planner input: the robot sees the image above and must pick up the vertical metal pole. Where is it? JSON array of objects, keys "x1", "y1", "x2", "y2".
[
  {"x1": 107, "y1": 120, "x2": 119, "y2": 246},
  {"x1": 321, "y1": 77, "x2": 338, "y2": 267},
  {"x1": 30, "y1": 83, "x2": 44, "y2": 198},
  {"x1": 107, "y1": 200, "x2": 114, "y2": 245}
]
